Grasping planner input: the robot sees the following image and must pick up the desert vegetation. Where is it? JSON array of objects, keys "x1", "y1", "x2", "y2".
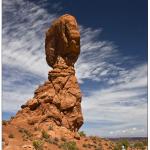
[
  {"x1": 113, "y1": 138, "x2": 148, "y2": 150},
  {"x1": 41, "y1": 130, "x2": 49, "y2": 139},
  {"x1": 60, "y1": 141, "x2": 78, "y2": 150},
  {"x1": 78, "y1": 131, "x2": 86, "y2": 137},
  {"x1": 33, "y1": 140, "x2": 43, "y2": 150}
]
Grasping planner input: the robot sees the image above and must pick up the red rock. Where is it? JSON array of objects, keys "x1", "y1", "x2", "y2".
[
  {"x1": 60, "y1": 92, "x2": 77, "y2": 110},
  {"x1": 45, "y1": 14, "x2": 80, "y2": 67},
  {"x1": 26, "y1": 98, "x2": 39, "y2": 110},
  {"x1": 4, "y1": 14, "x2": 83, "y2": 139}
]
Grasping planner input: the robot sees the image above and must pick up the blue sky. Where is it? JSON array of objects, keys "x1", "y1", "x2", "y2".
[{"x1": 2, "y1": 0, "x2": 147, "y2": 137}]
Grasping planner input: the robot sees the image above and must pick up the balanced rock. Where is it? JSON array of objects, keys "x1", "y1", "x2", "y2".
[
  {"x1": 45, "y1": 14, "x2": 80, "y2": 67},
  {"x1": 10, "y1": 14, "x2": 83, "y2": 133}
]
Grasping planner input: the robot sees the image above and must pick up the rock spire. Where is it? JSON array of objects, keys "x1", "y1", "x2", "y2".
[{"x1": 11, "y1": 14, "x2": 83, "y2": 134}]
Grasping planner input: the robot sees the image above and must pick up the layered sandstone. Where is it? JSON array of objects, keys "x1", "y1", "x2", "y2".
[{"x1": 9, "y1": 14, "x2": 83, "y2": 134}]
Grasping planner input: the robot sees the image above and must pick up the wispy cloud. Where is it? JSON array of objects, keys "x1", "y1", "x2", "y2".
[
  {"x1": 81, "y1": 64, "x2": 147, "y2": 137},
  {"x1": 2, "y1": 0, "x2": 147, "y2": 137},
  {"x1": 76, "y1": 26, "x2": 132, "y2": 83},
  {"x1": 2, "y1": 0, "x2": 57, "y2": 111}
]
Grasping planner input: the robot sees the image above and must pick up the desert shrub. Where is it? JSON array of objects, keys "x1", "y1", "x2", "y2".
[
  {"x1": 18, "y1": 128, "x2": 24, "y2": 133},
  {"x1": 53, "y1": 140, "x2": 59, "y2": 145},
  {"x1": 54, "y1": 137, "x2": 59, "y2": 142},
  {"x1": 33, "y1": 140, "x2": 43, "y2": 150},
  {"x1": 20, "y1": 129, "x2": 33, "y2": 140},
  {"x1": 143, "y1": 140, "x2": 148, "y2": 146},
  {"x1": 78, "y1": 131, "x2": 86, "y2": 137},
  {"x1": 89, "y1": 136, "x2": 99, "y2": 142},
  {"x1": 60, "y1": 141, "x2": 78, "y2": 150},
  {"x1": 42, "y1": 130, "x2": 49, "y2": 139},
  {"x1": 24, "y1": 129, "x2": 32, "y2": 137},
  {"x1": 61, "y1": 137, "x2": 67, "y2": 142},
  {"x1": 48, "y1": 125, "x2": 53, "y2": 130},
  {"x1": 2, "y1": 120, "x2": 7, "y2": 125},
  {"x1": 114, "y1": 139, "x2": 129, "y2": 150},
  {"x1": 114, "y1": 146, "x2": 119, "y2": 150},
  {"x1": 82, "y1": 144, "x2": 87, "y2": 148},
  {"x1": 47, "y1": 137, "x2": 58, "y2": 144},
  {"x1": 120, "y1": 139, "x2": 129, "y2": 149},
  {"x1": 46, "y1": 138, "x2": 53, "y2": 144},
  {"x1": 134, "y1": 142, "x2": 145, "y2": 150}
]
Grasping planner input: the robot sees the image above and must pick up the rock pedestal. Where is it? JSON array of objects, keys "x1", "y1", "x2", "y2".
[{"x1": 12, "y1": 14, "x2": 83, "y2": 133}]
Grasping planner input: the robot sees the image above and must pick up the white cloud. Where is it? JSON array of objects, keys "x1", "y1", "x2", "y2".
[
  {"x1": 81, "y1": 63, "x2": 147, "y2": 137},
  {"x1": 2, "y1": 0, "x2": 56, "y2": 78},
  {"x1": 2, "y1": 0, "x2": 57, "y2": 112}
]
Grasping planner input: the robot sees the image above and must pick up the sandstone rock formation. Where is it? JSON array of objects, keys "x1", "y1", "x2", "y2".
[
  {"x1": 2, "y1": 14, "x2": 116, "y2": 150},
  {"x1": 45, "y1": 14, "x2": 80, "y2": 67},
  {"x1": 10, "y1": 14, "x2": 83, "y2": 133}
]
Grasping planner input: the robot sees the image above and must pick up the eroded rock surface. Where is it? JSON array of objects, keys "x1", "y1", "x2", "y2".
[
  {"x1": 45, "y1": 14, "x2": 80, "y2": 67},
  {"x1": 10, "y1": 14, "x2": 83, "y2": 133}
]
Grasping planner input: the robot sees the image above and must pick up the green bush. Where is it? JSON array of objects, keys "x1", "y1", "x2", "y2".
[
  {"x1": 23, "y1": 129, "x2": 32, "y2": 137},
  {"x1": 60, "y1": 141, "x2": 78, "y2": 150},
  {"x1": 33, "y1": 140, "x2": 43, "y2": 150},
  {"x1": 42, "y1": 130, "x2": 49, "y2": 139},
  {"x1": 78, "y1": 131, "x2": 86, "y2": 137}
]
